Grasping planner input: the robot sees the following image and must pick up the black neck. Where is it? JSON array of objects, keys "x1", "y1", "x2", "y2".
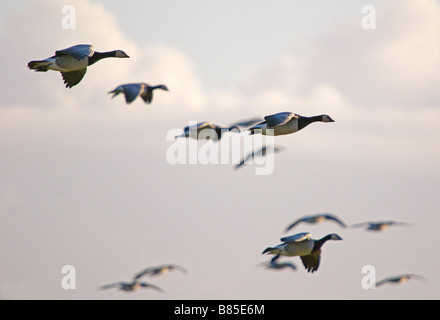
[
  {"x1": 312, "y1": 234, "x2": 333, "y2": 252},
  {"x1": 298, "y1": 115, "x2": 323, "y2": 130},
  {"x1": 88, "y1": 51, "x2": 117, "y2": 65}
]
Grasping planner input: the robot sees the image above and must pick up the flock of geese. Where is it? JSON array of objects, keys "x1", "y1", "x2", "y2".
[{"x1": 28, "y1": 44, "x2": 424, "y2": 295}]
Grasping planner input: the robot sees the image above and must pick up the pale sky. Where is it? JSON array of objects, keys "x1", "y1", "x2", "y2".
[{"x1": 1, "y1": 0, "x2": 440, "y2": 300}]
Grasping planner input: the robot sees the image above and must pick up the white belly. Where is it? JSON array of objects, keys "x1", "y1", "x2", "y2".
[
  {"x1": 47, "y1": 56, "x2": 89, "y2": 72},
  {"x1": 281, "y1": 240, "x2": 313, "y2": 257}
]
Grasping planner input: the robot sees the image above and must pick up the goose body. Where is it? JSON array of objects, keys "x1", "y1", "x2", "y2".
[
  {"x1": 27, "y1": 44, "x2": 129, "y2": 88},
  {"x1": 134, "y1": 264, "x2": 188, "y2": 280},
  {"x1": 249, "y1": 112, "x2": 334, "y2": 136},
  {"x1": 108, "y1": 83, "x2": 169, "y2": 104},
  {"x1": 262, "y1": 232, "x2": 342, "y2": 273},
  {"x1": 350, "y1": 221, "x2": 412, "y2": 232},
  {"x1": 285, "y1": 213, "x2": 347, "y2": 232},
  {"x1": 176, "y1": 122, "x2": 240, "y2": 141}
]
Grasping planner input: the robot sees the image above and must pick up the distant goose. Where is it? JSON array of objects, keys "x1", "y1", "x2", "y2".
[
  {"x1": 175, "y1": 122, "x2": 240, "y2": 141},
  {"x1": 249, "y1": 112, "x2": 334, "y2": 136},
  {"x1": 262, "y1": 232, "x2": 342, "y2": 273},
  {"x1": 285, "y1": 213, "x2": 347, "y2": 232},
  {"x1": 235, "y1": 145, "x2": 284, "y2": 170},
  {"x1": 134, "y1": 264, "x2": 188, "y2": 280},
  {"x1": 350, "y1": 221, "x2": 412, "y2": 232},
  {"x1": 259, "y1": 257, "x2": 297, "y2": 272},
  {"x1": 108, "y1": 83, "x2": 169, "y2": 104},
  {"x1": 27, "y1": 44, "x2": 129, "y2": 88},
  {"x1": 376, "y1": 274, "x2": 426, "y2": 288},
  {"x1": 99, "y1": 280, "x2": 163, "y2": 293}
]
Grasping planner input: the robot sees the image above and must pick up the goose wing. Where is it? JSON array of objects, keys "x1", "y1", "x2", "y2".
[
  {"x1": 99, "y1": 282, "x2": 123, "y2": 290},
  {"x1": 323, "y1": 214, "x2": 347, "y2": 228},
  {"x1": 56, "y1": 44, "x2": 94, "y2": 60},
  {"x1": 140, "y1": 282, "x2": 163, "y2": 292},
  {"x1": 284, "y1": 218, "x2": 306, "y2": 232},
  {"x1": 280, "y1": 232, "x2": 311, "y2": 243},
  {"x1": 264, "y1": 112, "x2": 298, "y2": 128},
  {"x1": 300, "y1": 249, "x2": 321, "y2": 273},
  {"x1": 121, "y1": 84, "x2": 143, "y2": 104},
  {"x1": 140, "y1": 87, "x2": 153, "y2": 104},
  {"x1": 61, "y1": 68, "x2": 87, "y2": 88}
]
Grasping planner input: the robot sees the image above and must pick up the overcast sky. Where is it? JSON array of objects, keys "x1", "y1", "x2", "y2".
[{"x1": 1, "y1": 0, "x2": 440, "y2": 300}]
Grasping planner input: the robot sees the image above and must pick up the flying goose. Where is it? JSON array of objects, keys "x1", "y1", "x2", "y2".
[
  {"x1": 262, "y1": 232, "x2": 342, "y2": 273},
  {"x1": 108, "y1": 83, "x2": 169, "y2": 104},
  {"x1": 175, "y1": 122, "x2": 240, "y2": 141},
  {"x1": 350, "y1": 221, "x2": 412, "y2": 232},
  {"x1": 133, "y1": 264, "x2": 188, "y2": 280},
  {"x1": 27, "y1": 44, "x2": 129, "y2": 88},
  {"x1": 285, "y1": 213, "x2": 347, "y2": 232},
  {"x1": 259, "y1": 256, "x2": 297, "y2": 272},
  {"x1": 99, "y1": 280, "x2": 163, "y2": 293},
  {"x1": 376, "y1": 274, "x2": 426, "y2": 288},
  {"x1": 248, "y1": 112, "x2": 334, "y2": 136},
  {"x1": 235, "y1": 145, "x2": 284, "y2": 170}
]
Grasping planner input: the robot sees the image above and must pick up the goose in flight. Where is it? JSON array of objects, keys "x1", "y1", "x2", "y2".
[
  {"x1": 376, "y1": 274, "x2": 425, "y2": 288},
  {"x1": 175, "y1": 122, "x2": 240, "y2": 141},
  {"x1": 99, "y1": 280, "x2": 163, "y2": 293},
  {"x1": 285, "y1": 213, "x2": 347, "y2": 232},
  {"x1": 108, "y1": 83, "x2": 169, "y2": 104},
  {"x1": 350, "y1": 221, "x2": 412, "y2": 232},
  {"x1": 235, "y1": 145, "x2": 284, "y2": 170},
  {"x1": 262, "y1": 232, "x2": 342, "y2": 273},
  {"x1": 27, "y1": 44, "x2": 129, "y2": 88},
  {"x1": 133, "y1": 264, "x2": 188, "y2": 280},
  {"x1": 248, "y1": 112, "x2": 334, "y2": 136}
]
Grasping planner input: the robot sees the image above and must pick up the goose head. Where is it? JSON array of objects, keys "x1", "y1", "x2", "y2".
[
  {"x1": 321, "y1": 115, "x2": 335, "y2": 123},
  {"x1": 115, "y1": 50, "x2": 130, "y2": 58},
  {"x1": 329, "y1": 233, "x2": 343, "y2": 241},
  {"x1": 156, "y1": 84, "x2": 169, "y2": 91}
]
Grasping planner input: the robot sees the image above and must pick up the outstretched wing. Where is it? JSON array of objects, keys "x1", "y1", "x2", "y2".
[
  {"x1": 61, "y1": 68, "x2": 87, "y2": 88},
  {"x1": 56, "y1": 44, "x2": 94, "y2": 60},
  {"x1": 280, "y1": 232, "x2": 311, "y2": 243},
  {"x1": 323, "y1": 214, "x2": 347, "y2": 228},
  {"x1": 99, "y1": 282, "x2": 122, "y2": 290},
  {"x1": 284, "y1": 218, "x2": 305, "y2": 232},
  {"x1": 121, "y1": 84, "x2": 143, "y2": 104},
  {"x1": 300, "y1": 249, "x2": 321, "y2": 273},
  {"x1": 264, "y1": 112, "x2": 298, "y2": 128}
]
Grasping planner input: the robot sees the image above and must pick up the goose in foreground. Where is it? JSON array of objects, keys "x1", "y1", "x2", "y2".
[
  {"x1": 27, "y1": 44, "x2": 129, "y2": 88},
  {"x1": 285, "y1": 213, "x2": 347, "y2": 232},
  {"x1": 235, "y1": 145, "x2": 284, "y2": 170},
  {"x1": 249, "y1": 112, "x2": 334, "y2": 136},
  {"x1": 350, "y1": 221, "x2": 412, "y2": 232},
  {"x1": 376, "y1": 274, "x2": 426, "y2": 288},
  {"x1": 108, "y1": 83, "x2": 169, "y2": 104},
  {"x1": 262, "y1": 232, "x2": 342, "y2": 273},
  {"x1": 134, "y1": 264, "x2": 188, "y2": 280},
  {"x1": 99, "y1": 280, "x2": 163, "y2": 293},
  {"x1": 175, "y1": 122, "x2": 240, "y2": 141}
]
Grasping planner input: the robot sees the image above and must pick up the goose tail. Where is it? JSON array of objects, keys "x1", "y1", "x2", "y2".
[{"x1": 27, "y1": 60, "x2": 51, "y2": 72}]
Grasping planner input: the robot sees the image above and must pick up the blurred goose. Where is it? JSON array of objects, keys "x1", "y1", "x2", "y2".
[
  {"x1": 259, "y1": 256, "x2": 297, "y2": 272},
  {"x1": 350, "y1": 221, "x2": 412, "y2": 232},
  {"x1": 175, "y1": 122, "x2": 240, "y2": 141},
  {"x1": 249, "y1": 112, "x2": 334, "y2": 136},
  {"x1": 285, "y1": 213, "x2": 347, "y2": 232},
  {"x1": 134, "y1": 264, "x2": 188, "y2": 280},
  {"x1": 235, "y1": 145, "x2": 284, "y2": 170},
  {"x1": 99, "y1": 280, "x2": 162, "y2": 293},
  {"x1": 27, "y1": 44, "x2": 129, "y2": 88},
  {"x1": 108, "y1": 83, "x2": 169, "y2": 104},
  {"x1": 262, "y1": 232, "x2": 342, "y2": 273},
  {"x1": 376, "y1": 274, "x2": 425, "y2": 287}
]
